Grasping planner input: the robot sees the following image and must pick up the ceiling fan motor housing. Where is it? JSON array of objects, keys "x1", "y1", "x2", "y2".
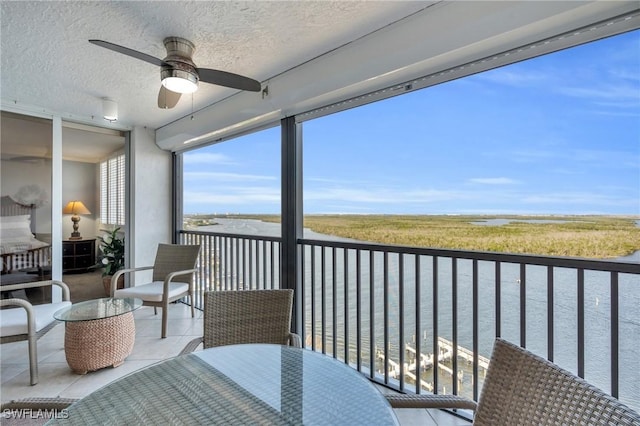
[{"x1": 161, "y1": 37, "x2": 199, "y2": 89}]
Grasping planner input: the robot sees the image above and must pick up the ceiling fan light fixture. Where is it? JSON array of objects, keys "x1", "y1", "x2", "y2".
[
  {"x1": 161, "y1": 69, "x2": 198, "y2": 94},
  {"x1": 89, "y1": 37, "x2": 260, "y2": 110}
]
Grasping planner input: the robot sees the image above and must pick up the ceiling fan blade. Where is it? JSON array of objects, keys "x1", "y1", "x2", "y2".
[
  {"x1": 89, "y1": 40, "x2": 168, "y2": 67},
  {"x1": 158, "y1": 86, "x2": 181, "y2": 109},
  {"x1": 197, "y1": 68, "x2": 261, "y2": 92}
]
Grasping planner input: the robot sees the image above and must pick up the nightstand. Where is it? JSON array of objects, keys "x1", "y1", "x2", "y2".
[{"x1": 63, "y1": 239, "x2": 96, "y2": 273}]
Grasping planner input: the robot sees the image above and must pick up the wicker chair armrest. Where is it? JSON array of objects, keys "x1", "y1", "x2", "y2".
[
  {"x1": 164, "y1": 268, "x2": 197, "y2": 283},
  {"x1": 179, "y1": 337, "x2": 204, "y2": 356},
  {"x1": 289, "y1": 332, "x2": 302, "y2": 348},
  {"x1": 110, "y1": 267, "x2": 154, "y2": 296},
  {"x1": 53, "y1": 280, "x2": 71, "y2": 301},
  {"x1": 384, "y1": 393, "x2": 477, "y2": 411},
  {"x1": 111, "y1": 267, "x2": 154, "y2": 293},
  {"x1": 162, "y1": 268, "x2": 198, "y2": 297},
  {"x1": 0, "y1": 280, "x2": 70, "y2": 301},
  {"x1": 0, "y1": 297, "x2": 34, "y2": 310},
  {"x1": 112, "y1": 266, "x2": 154, "y2": 281}
]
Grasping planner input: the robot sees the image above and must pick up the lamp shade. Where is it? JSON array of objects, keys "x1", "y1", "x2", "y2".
[
  {"x1": 63, "y1": 201, "x2": 91, "y2": 215},
  {"x1": 161, "y1": 68, "x2": 198, "y2": 94}
]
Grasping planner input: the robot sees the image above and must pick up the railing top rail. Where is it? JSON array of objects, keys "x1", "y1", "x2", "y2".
[
  {"x1": 179, "y1": 229, "x2": 282, "y2": 243},
  {"x1": 178, "y1": 229, "x2": 638, "y2": 274},
  {"x1": 299, "y1": 238, "x2": 640, "y2": 274}
]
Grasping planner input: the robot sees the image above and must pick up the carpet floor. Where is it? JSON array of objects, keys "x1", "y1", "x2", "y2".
[{"x1": 62, "y1": 270, "x2": 107, "y2": 303}]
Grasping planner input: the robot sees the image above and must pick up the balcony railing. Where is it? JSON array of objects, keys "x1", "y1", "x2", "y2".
[{"x1": 179, "y1": 229, "x2": 640, "y2": 412}]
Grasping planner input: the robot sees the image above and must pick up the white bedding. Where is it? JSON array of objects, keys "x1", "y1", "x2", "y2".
[{"x1": 0, "y1": 214, "x2": 50, "y2": 255}]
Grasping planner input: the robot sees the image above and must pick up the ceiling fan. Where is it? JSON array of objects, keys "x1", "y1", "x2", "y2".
[{"x1": 89, "y1": 37, "x2": 262, "y2": 109}]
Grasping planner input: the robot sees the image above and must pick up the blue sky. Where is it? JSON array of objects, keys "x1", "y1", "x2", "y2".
[{"x1": 183, "y1": 29, "x2": 639, "y2": 216}]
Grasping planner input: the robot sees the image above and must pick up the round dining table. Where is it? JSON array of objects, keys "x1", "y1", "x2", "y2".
[{"x1": 48, "y1": 343, "x2": 399, "y2": 425}]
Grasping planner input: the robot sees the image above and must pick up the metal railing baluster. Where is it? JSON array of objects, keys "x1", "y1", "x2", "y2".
[
  {"x1": 547, "y1": 265, "x2": 554, "y2": 362},
  {"x1": 344, "y1": 248, "x2": 349, "y2": 364},
  {"x1": 452, "y1": 258, "x2": 458, "y2": 396},
  {"x1": 414, "y1": 254, "x2": 421, "y2": 394},
  {"x1": 611, "y1": 271, "x2": 619, "y2": 398},
  {"x1": 176, "y1": 230, "x2": 638, "y2": 407},
  {"x1": 520, "y1": 263, "x2": 526, "y2": 348},
  {"x1": 578, "y1": 268, "x2": 585, "y2": 378}
]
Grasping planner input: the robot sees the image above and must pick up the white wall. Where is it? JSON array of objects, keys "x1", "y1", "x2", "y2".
[
  {"x1": 61, "y1": 160, "x2": 98, "y2": 240},
  {"x1": 129, "y1": 126, "x2": 171, "y2": 284}
]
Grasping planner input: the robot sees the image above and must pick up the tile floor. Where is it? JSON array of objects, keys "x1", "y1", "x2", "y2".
[{"x1": 1, "y1": 303, "x2": 467, "y2": 425}]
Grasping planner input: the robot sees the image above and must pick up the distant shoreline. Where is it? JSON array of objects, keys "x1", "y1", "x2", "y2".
[{"x1": 184, "y1": 214, "x2": 640, "y2": 259}]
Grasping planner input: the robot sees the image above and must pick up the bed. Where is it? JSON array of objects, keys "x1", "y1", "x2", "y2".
[{"x1": 0, "y1": 196, "x2": 51, "y2": 274}]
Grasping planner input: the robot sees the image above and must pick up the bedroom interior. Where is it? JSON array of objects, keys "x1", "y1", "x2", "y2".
[{"x1": 0, "y1": 111, "x2": 125, "y2": 304}]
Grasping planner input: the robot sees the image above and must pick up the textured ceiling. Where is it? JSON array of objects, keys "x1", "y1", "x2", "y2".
[
  {"x1": 1, "y1": 1, "x2": 429, "y2": 130},
  {"x1": 3, "y1": 1, "x2": 637, "y2": 161}
]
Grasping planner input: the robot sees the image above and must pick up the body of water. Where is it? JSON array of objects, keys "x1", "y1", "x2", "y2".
[{"x1": 196, "y1": 218, "x2": 640, "y2": 411}]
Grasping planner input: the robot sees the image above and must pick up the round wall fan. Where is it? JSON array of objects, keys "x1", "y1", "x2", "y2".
[{"x1": 89, "y1": 37, "x2": 261, "y2": 109}]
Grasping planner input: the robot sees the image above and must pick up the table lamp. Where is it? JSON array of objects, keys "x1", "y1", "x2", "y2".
[{"x1": 63, "y1": 201, "x2": 91, "y2": 240}]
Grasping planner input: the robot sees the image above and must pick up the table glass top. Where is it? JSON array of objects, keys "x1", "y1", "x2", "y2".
[
  {"x1": 193, "y1": 344, "x2": 399, "y2": 425},
  {"x1": 53, "y1": 297, "x2": 142, "y2": 322},
  {"x1": 52, "y1": 344, "x2": 399, "y2": 425}
]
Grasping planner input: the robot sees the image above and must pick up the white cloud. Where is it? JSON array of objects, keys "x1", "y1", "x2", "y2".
[
  {"x1": 558, "y1": 84, "x2": 639, "y2": 103},
  {"x1": 184, "y1": 171, "x2": 276, "y2": 182},
  {"x1": 183, "y1": 152, "x2": 236, "y2": 165},
  {"x1": 184, "y1": 187, "x2": 280, "y2": 205},
  {"x1": 468, "y1": 177, "x2": 520, "y2": 185},
  {"x1": 522, "y1": 192, "x2": 637, "y2": 207},
  {"x1": 305, "y1": 187, "x2": 474, "y2": 204},
  {"x1": 478, "y1": 69, "x2": 548, "y2": 87},
  {"x1": 306, "y1": 176, "x2": 371, "y2": 185}
]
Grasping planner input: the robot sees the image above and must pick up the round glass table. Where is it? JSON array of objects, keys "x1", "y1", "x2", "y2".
[
  {"x1": 51, "y1": 344, "x2": 399, "y2": 425},
  {"x1": 54, "y1": 297, "x2": 142, "y2": 375}
]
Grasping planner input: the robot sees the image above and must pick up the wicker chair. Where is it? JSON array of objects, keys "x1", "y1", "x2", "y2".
[
  {"x1": 112, "y1": 244, "x2": 200, "y2": 338},
  {"x1": 0, "y1": 280, "x2": 71, "y2": 385},
  {"x1": 181, "y1": 289, "x2": 301, "y2": 355},
  {"x1": 385, "y1": 338, "x2": 640, "y2": 425}
]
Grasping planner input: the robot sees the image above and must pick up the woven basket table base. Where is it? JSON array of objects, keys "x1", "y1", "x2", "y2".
[{"x1": 64, "y1": 312, "x2": 135, "y2": 375}]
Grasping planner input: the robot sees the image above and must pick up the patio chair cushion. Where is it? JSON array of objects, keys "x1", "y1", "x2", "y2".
[
  {"x1": 114, "y1": 281, "x2": 189, "y2": 302},
  {"x1": 0, "y1": 301, "x2": 70, "y2": 336}
]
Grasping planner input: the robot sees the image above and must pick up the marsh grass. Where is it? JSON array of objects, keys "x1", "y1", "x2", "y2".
[{"x1": 187, "y1": 214, "x2": 640, "y2": 259}]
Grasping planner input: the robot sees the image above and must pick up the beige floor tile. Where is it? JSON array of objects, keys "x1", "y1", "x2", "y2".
[
  {"x1": 0, "y1": 301, "x2": 461, "y2": 425},
  {"x1": 1, "y1": 362, "x2": 81, "y2": 401},
  {"x1": 126, "y1": 336, "x2": 186, "y2": 360},
  {"x1": 58, "y1": 360, "x2": 159, "y2": 399},
  {"x1": 427, "y1": 408, "x2": 472, "y2": 425},
  {"x1": 1, "y1": 364, "x2": 29, "y2": 384},
  {"x1": 394, "y1": 408, "x2": 436, "y2": 426}
]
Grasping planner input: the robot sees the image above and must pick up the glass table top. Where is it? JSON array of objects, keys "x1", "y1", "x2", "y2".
[
  {"x1": 54, "y1": 297, "x2": 142, "y2": 322},
  {"x1": 193, "y1": 344, "x2": 399, "y2": 425},
  {"x1": 53, "y1": 344, "x2": 399, "y2": 425}
]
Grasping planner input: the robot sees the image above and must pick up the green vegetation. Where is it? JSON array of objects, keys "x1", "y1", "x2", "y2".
[
  {"x1": 184, "y1": 214, "x2": 640, "y2": 259},
  {"x1": 185, "y1": 217, "x2": 219, "y2": 227}
]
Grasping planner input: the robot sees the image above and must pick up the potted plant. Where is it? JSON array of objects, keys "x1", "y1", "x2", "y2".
[{"x1": 94, "y1": 227, "x2": 125, "y2": 296}]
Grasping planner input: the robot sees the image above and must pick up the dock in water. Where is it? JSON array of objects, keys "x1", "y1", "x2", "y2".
[{"x1": 376, "y1": 337, "x2": 491, "y2": 392}]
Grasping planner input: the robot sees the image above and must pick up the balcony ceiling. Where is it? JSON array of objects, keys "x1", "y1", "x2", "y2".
[
  {"x1": 0, "y1": 1, "x2": 431, "y2": 131},
  {"x1": 1, "y1": 1, "x2": 639, "y2": 156}
]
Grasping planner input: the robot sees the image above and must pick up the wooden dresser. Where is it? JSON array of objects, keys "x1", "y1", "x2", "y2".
[{"x1": 62, "y1": 239, "x2": 96, "y2": 273}]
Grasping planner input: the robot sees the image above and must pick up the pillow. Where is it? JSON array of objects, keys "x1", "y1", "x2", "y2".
[
  {"x1": 0, "y1": 214, "x2": 31, "y2": 226},
  {"x1": 0, "y1": 215, "x2": 33, "y2": 240}
]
